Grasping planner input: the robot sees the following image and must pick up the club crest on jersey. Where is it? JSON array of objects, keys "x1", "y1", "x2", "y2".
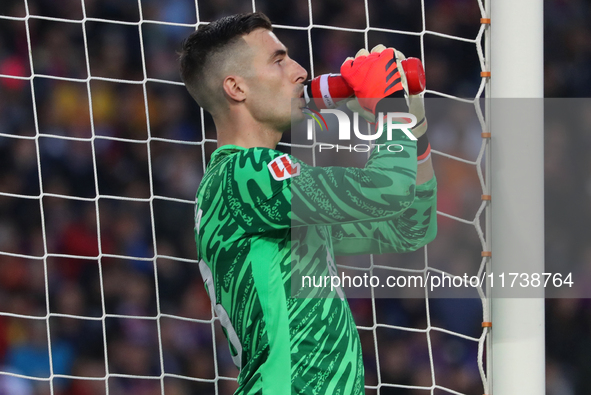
[{"x1": 268, "y1": 154, "x2": 300, "y2": 181}]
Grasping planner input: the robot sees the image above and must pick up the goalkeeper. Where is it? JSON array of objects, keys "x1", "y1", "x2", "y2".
[{"x1": 179, "y1": 12, "x2": 436, "y2": 395}]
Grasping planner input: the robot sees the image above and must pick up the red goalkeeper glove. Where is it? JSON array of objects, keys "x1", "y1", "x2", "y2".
[
  {"x1": 340, "y1": 46, "x2": 405, "y2": 115},
  {"x1": 344, "y1": 46, "x2": 428, "y2": 137},
  {"x1": 303, "y1": 73, "x2": 354, "y2": 110},
  {"x1": 343, "y1": 45, "x2": 430, "y2": 159}
]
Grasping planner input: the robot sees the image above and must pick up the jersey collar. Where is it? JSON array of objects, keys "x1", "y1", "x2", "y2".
[{"x1": 209, "y1": 145, "x2": 246, "y2": 166}]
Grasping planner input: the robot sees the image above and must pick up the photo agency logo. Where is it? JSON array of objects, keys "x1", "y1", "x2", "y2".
[{"x1": 303, "y1": 108, "x2": 418, "y2": 153}]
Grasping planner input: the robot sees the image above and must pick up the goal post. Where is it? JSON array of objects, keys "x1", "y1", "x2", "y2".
[{"x1": 489, "y1": 0, "x2": 545, "y2": 394}]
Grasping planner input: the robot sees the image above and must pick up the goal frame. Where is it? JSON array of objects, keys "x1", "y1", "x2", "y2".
[{"x1": 488, "y1": 0, "x2": 545, "y2": 394}]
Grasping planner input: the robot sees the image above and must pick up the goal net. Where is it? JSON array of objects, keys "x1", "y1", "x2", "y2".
[{"x1": 0, "y1": 0, "x2": 492, "y2": 394}]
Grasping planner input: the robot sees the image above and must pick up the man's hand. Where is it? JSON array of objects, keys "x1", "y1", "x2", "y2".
[{"x1": 340, "y1": 45, "x2": 405, "y2": 115}]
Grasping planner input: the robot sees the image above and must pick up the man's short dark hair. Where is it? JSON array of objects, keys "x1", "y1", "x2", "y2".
[{"x1": 179, "y1": 12, "x2": 272, "y2": 112}]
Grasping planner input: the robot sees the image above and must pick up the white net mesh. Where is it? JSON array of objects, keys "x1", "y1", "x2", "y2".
[{"x1": 0, "y1": 0, "x2": 490, "y2": 394}]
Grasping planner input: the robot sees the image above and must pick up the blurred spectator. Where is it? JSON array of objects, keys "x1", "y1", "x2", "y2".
[{"x1": 0, "y1": 0, "x2": 589, "y2": 394}]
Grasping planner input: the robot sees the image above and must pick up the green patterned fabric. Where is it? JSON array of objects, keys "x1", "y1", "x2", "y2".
[{"x1": 194, "y1": 128, "x2": 437, "y2": 394}]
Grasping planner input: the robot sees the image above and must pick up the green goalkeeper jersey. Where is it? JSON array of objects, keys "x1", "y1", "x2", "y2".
[{"x1": 194, "y1": 128, "x2": 437, "y2": 394}]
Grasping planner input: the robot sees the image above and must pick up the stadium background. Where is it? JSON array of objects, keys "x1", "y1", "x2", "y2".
[{"x1": 0, "y1": 0, "x2": 589, "y2": 394}]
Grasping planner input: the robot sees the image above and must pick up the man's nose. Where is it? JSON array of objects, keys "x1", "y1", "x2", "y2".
[{"x1": 292, "y1": 59, "x2": 308, "y2": 83}]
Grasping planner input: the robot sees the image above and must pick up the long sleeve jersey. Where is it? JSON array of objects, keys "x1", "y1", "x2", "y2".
[{"x1": 194, "y1": 127, "x2": 437, "y2": 394}]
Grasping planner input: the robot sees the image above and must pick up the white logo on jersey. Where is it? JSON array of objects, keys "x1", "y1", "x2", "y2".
[
  {"x1": 194, "y1": 200, "x2": 203, "y2": 235},
  {"x1": 267, "y1": 154, "x2": 300, "y2": 181}
]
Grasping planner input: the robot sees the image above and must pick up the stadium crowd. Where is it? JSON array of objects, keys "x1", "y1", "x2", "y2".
[{"x1": 0, "y1": 0, "x2": 589, "y2": 394}]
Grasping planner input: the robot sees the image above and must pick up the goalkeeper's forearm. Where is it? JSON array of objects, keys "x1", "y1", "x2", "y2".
[
  {"x1": 378, "y1": 98, "x2": 433, "y2": 185},
  {"x1": 417, "y1": 156, "x2": 433, "y2": 185},
  {"x1": 413, "y1": 99, "x2": 432, "y2": 185}
]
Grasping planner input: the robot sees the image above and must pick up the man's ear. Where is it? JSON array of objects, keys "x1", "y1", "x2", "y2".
[{"x1": 223, "y1": 75, "x2": 247, "y2": 102}]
